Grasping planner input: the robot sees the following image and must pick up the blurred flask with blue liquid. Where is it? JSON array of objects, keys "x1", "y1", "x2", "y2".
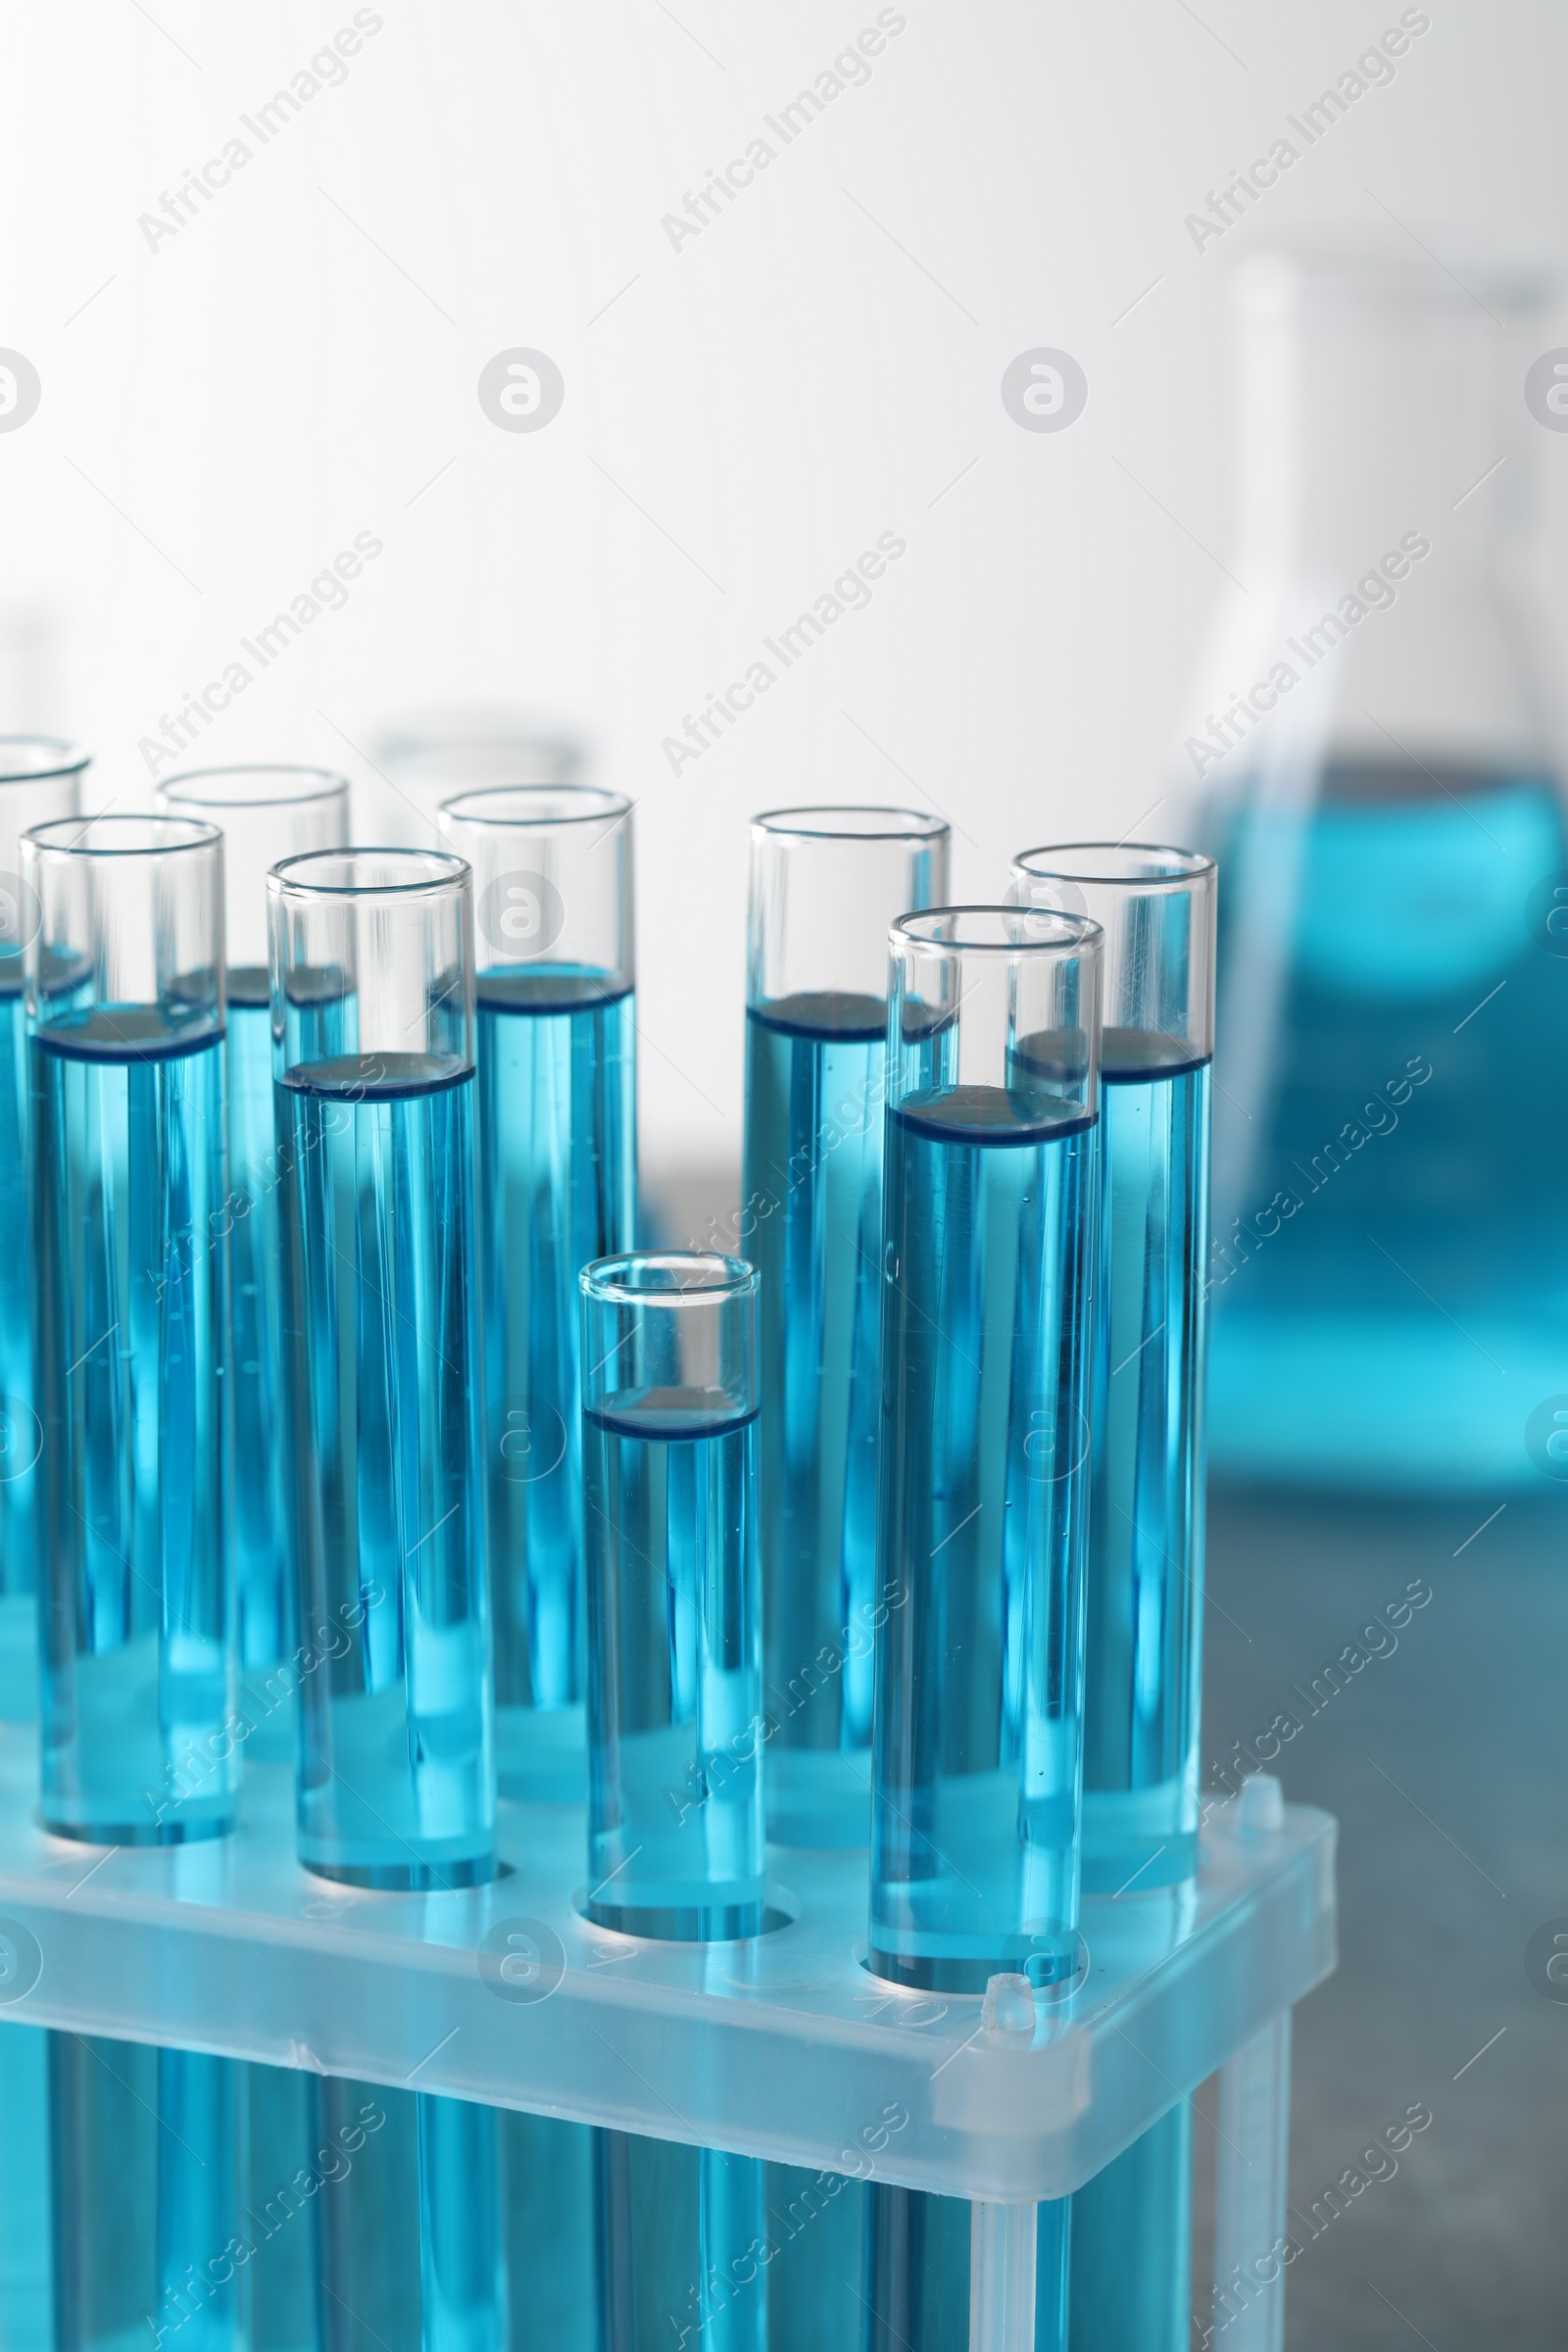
[{"x1": 1187, "y1": 239, "x2": 1568, "y2": 1490}]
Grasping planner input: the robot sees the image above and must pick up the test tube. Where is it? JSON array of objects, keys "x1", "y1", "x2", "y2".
[
  {"x1": 1011, "y1": 847, "x2": 1212, "y2": 2352},
  {"x1": 743, "y1": 806, "x2": 950, "y2": 1849},
  {"x1": 25, "y1": 814, "x2": 231, "y2": 1843},
  {"x1": 869, "y1": 906, "x2": 1102, "y2": 1991},
  {"x1": 157, "y1": 766, "x2": 349, "y2": 1754},
  {"x1": 1065, "y1": 2106, "x2": 1191, "y2": 2352},
  {"x1": 437, "y1": 786, "x2": 636, "y2": 1802},
  {"x1": 156, "y1": 2048, "x2": 250, "y2": 2352},
  {"x1": 269, "y1": 850, "x2": 494, "y2": 1887},
  {"x1": 0, "y1": 2024, "x2": 51, "y2": 2343},
  {"x1": 580, "y1": 1251, "x2": 762, "y2": 1941},
  {"x1": 1010, "y1": 845, "x2": 1215, "y2": 1895},
  {"x1": 0, "y1": 739, "x2": 89, "y2": 1725},
  {"x1": 416, "y1": 2094, "x2": 505, "y2": 2352}
]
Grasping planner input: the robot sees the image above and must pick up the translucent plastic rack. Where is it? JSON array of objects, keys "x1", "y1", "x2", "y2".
[{"x1": 0, "y1": 1730, "x2": 1333, "y2": 2349}]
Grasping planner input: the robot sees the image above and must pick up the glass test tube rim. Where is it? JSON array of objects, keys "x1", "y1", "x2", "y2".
[
  {"x1": 25, "y1": 811, "x2": 221, "y2": 860},
  {"x1": 581, "y1": 1249, "x2": 758, "y2": 1305},
  {"x1": 1012, "y1": 841, "x2": 1216, "y2": 891},
  {"x1": 1232, "y1": 232, "x2": 1551, "y2": 310},
  {"x1": 159, "y1": 761, "x2": 350, "y2": 813},
  {"x1": 753, "y1": 803, "x2": 950, "y2": 844},
  {"x1": 891, "y1": 902, "x2": 1104, "y2": 956},
  {"x1": 269, "y1": 846, "x2": 470, "y2": 899},
  {"x1": 379, "y1": 718, "x2": 582, "y2": 764},
  {"x1": 0, "y1": 736, "x2": 93, "y2": 785},
  {"x1": 439, "y1": 781, "x2": 632, "y2": 831}
]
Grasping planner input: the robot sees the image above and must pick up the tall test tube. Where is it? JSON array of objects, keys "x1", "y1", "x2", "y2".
[
  {"x1": 158, "y1": 766, "x2": 348, "y2": 1751},
  {"x1": 0, "y1": 745, "x2": 93, "y2": 2352},
  {"x1": 269, "y1": 850, "x2": 494, "y2": 1888},
  {"x1": 1010, "y1": 846, "x2": 1215, "y2": 1895},
  {"x1": 742, "y1": 806, "x2": 949, "y2": 1849},
  {"x1": 0, "y1": 740, "x2": 89, "y2": 1723},
  {"x1": 26, "y1": 814, "x2": 231, "y2": 1843},
  {"x1": 437, "y1": 786, "x2": 636, "y2": 1802},
  {"x1": 580, "y1": 1251, "x2": 762, "y2": 1940},
  {"x1": 869, "y1": 906, "x2": 1102, "y2": 1991},
  {"x1": 1011, "y1": 847, "x2": 1213, "y2": 2352}
]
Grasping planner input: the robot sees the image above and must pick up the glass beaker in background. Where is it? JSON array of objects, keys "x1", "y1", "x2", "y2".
[
  {"x1": 366, "y1": 710, "x2": 583, "y2": 851},
  {"x1": 1186, "y1": 239, "x2": 1568, "y2": 1490}
]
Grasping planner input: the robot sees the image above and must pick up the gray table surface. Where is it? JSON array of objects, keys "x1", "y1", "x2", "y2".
[{"x1": 1203, "y1": 1483, "x2": 1568, "y2": 2351}]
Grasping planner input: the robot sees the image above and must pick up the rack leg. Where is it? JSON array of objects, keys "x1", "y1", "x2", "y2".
[
  {"x1": 1211, "y1": 2012, "x2": 1292, "y2": 2352},
  {"x1": 968, "y1": 2201, "x2": 1038, "y2": 2352}
]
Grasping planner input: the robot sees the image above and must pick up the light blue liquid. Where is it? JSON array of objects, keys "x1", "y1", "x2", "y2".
[
  {"x1": 862, "y1": 2186, "x2": 1070, "y2": 2351},
  {"x1": 277, "y1": 1052, "x2": 494, "y2": 1888},
  {"x1": 761, "y1": 2160, "x2": 865, "y2": 2349},
  {"x1": 310, "y1": 2080, "x2": 594, "y2": 2352},
  {"x1": 50, "y1": 2035, "x2": 248, "y2": 2352},
  {"x1": 1068, "y1": 2104, "x2": 1190, "y2": 2352},
  {"x1": 246, "y1": 2061, "x2": 316, "y2": 2352},
  {"x1": 1081, "y1": 1036, "x2": 1209, "y2": 1895},
  {"x1": 416, "y1": 2095, "x2": 505, "y2": 2352},
  {"x1": 699, "y1": 2146, "x2": 767, "y2": 2352},
  {"x1": 1208, "y1": 766, "x2": 1568, "y2": 1484},
  {"x1": 599, "y1": 2134, "x2": 772, "y2": 2352},
  {"x1": 33, "y1": 1011, "x2": 232, "y2": 1844},
  {"x1": 0, "y1": 973, "x2": 41, "y2": 1722},
  {"x1": 474, "y1": 969, "x2": 634, "y2": 1801},
  {"x1": 225, "y1": 980, "x2": 294, "y2": 1759},
  {"x1": 51, "y1": 2030, "x2": 157, "y2": 2352},
  {"x1": 584, "y1": 1394, "x2": 763, "y2": 1940},
  {"x1": 155, "y1": 2051, "x2": 248, "y2": 2352},
  {"x1": 596, "y1": 2132, "x2": 694, "y2": 2351},
  {"x1": 870, "y1": 1085, "x2": 1097, "y2": 1992},
  {"x1": 743, "y1": 996, "x2": 883, "y2": 1849},
  {"x1": 310, "y1": 2080, "x2": 420, "y2": 2352},
  {"x1": 498, "y1": 2113, "x2": 596, "y2": 2352},
  {"x1": 0, "y1": 2025, "x2": 51, "y2": 2348},
  {"x1": 860, "y1": 2183, "x2": 971, "y2": 2352}
]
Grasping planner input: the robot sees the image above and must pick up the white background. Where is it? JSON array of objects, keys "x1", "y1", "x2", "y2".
[{"x1": 5, "y1": 0, "x2": 1568, "y2": 1192}]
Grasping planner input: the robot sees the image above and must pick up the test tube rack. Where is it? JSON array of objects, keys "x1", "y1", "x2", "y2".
[{"x1": 0, "y1": 1728, "x2": 1334, "y2": 2352}]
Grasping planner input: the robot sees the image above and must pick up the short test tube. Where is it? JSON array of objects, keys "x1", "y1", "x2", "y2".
[{"x1": 580, "y1": 1251, "x2": 762, "y2": 1941}]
